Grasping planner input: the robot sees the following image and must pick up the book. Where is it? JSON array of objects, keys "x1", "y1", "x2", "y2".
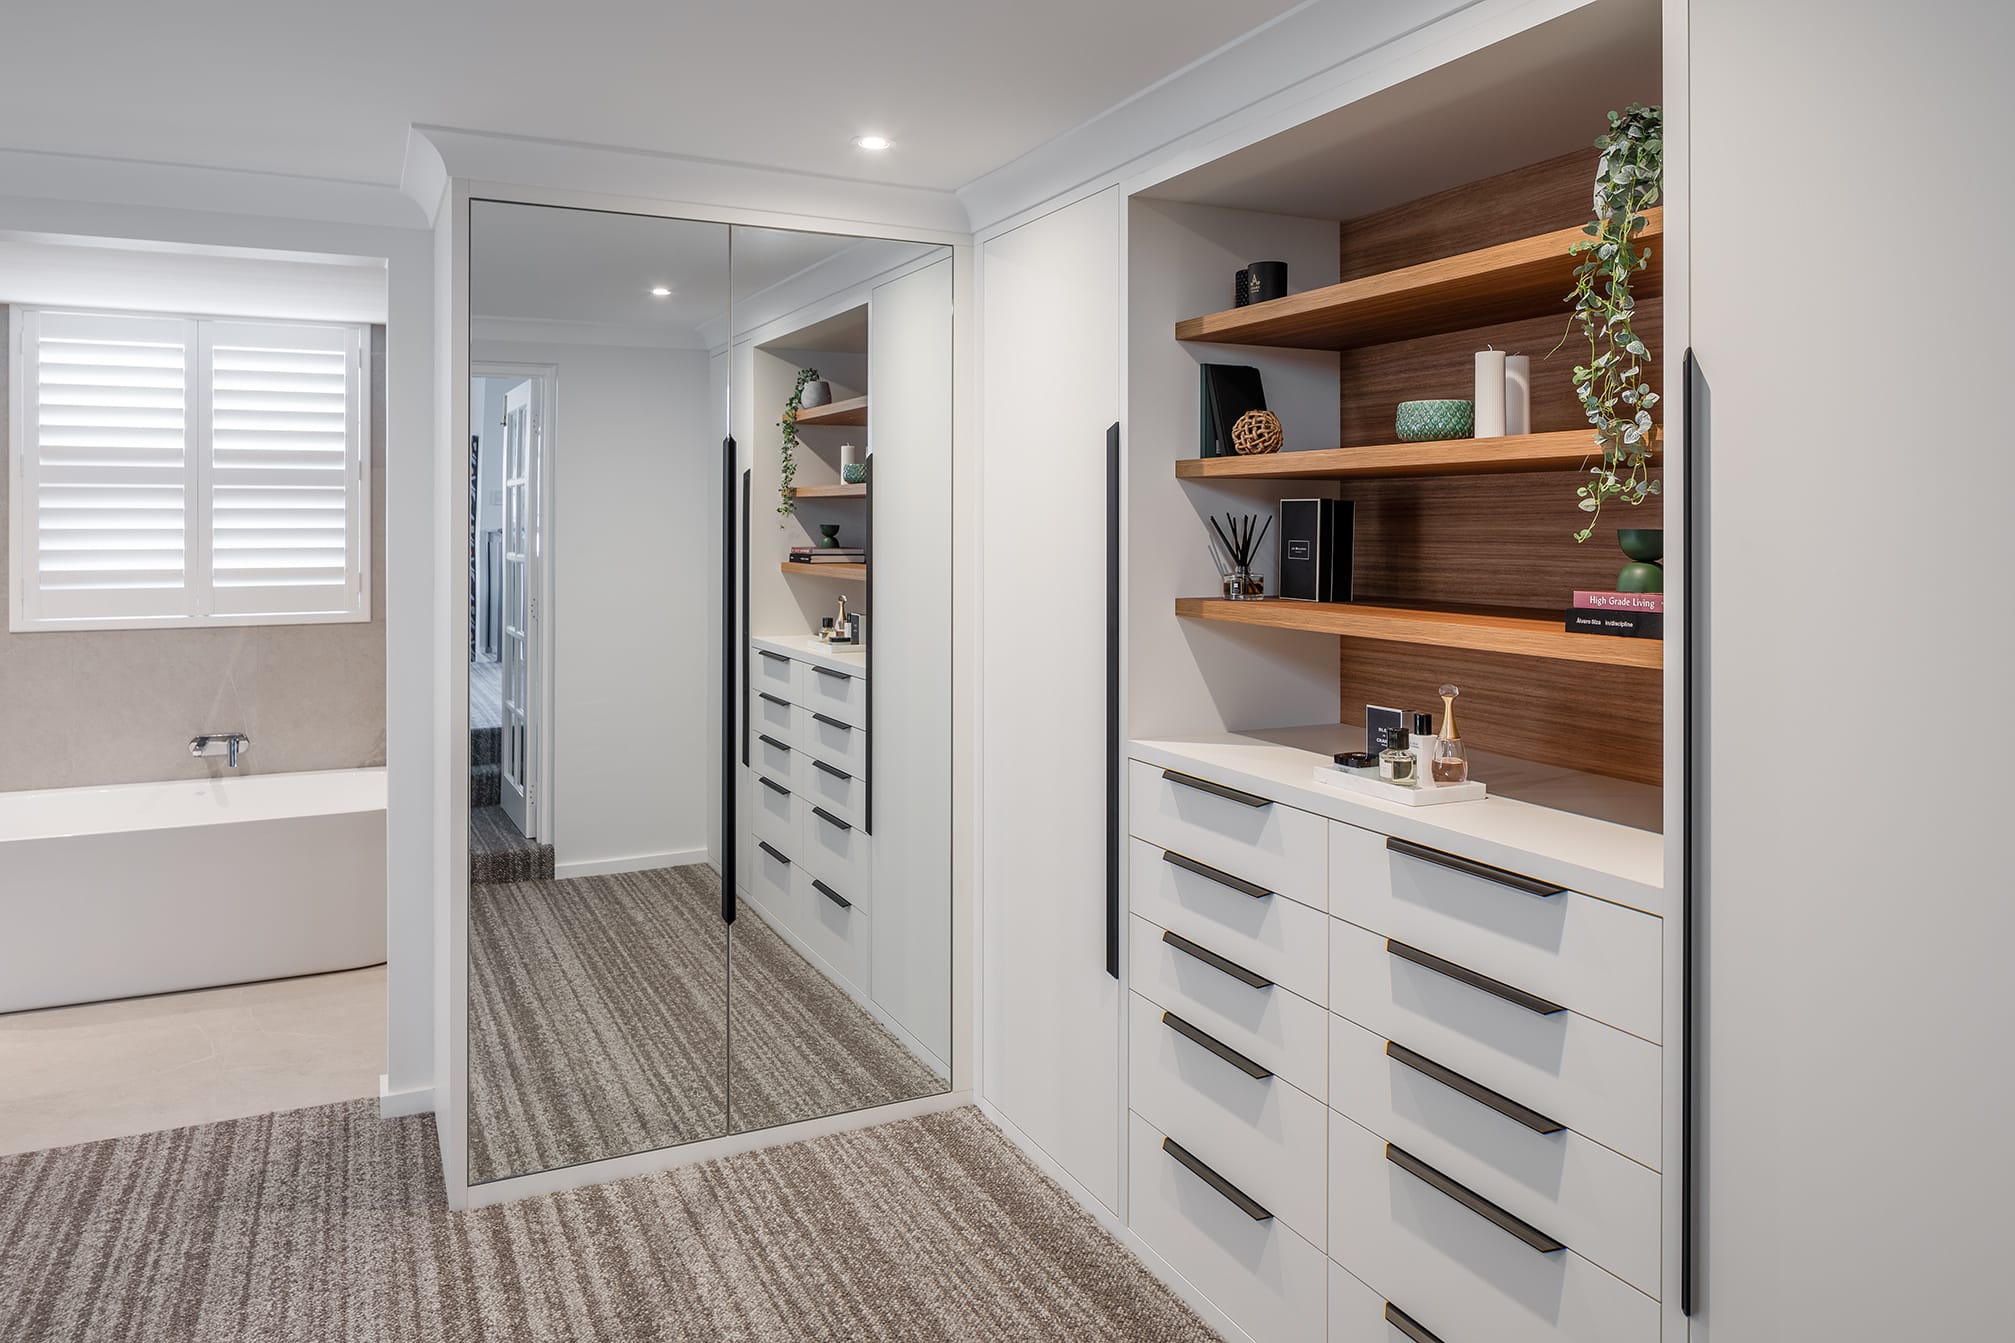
[
  {"x1": 1564, "y1": 608, "x2": 1663, "y2": 639},
  {"x1": 788, "y1": 553, "x2": 866, "y2": 563},
  {"x1": 1572, "y1": 590, "x2": 1664, "y2": 614},
  {"x1": 1199, "y1": 364, "x2": 1266, "y2": 458},
  {"x1": 789, "y1": 547, "x2": 865, "y2": 557}
]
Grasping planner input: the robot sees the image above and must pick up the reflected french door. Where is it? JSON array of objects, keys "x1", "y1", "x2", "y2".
[{"x1": 500, "y1": 379, "x2": 538, "y2": 837}]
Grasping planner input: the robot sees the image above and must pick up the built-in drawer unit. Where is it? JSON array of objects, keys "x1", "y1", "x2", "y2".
[
  {"x1": 799, "y1": 661, "x2": 866, "y2": 726},
  {"x1": 752, "y1": 770, "x2": 797, "y2": 856},
  {"x1": 800, "y1": 795, "x2": 871, "y2": 910},
  {"x1": 792, "y1": 863, "x2": 870, "y2": 987},
  {"x1": 1129, "y1": 837, "x2": 1327, "y2": 1004},
  {"x1": 1128, "y1": 992, "x2": 1327, "y2": 1245},
  {"x1": 1128, "y1": 760, "x2": 1327, "y2": 912},
  {"x1": 754, "y1": 689, "x2": 795, "y2": 741},
  {"x1": 753, "y1": 645, "x2": 798, "y2": 698},
  {"x1": 754, "y1": 729, "x2": 795, "y2": 782},
  {"x1": 1329, "y1": 919, "x2": 1659, "y2": 1169},
  {"x1": 1130, "y1": 914, "x2": 1325, "y2": 1100},
  {"x1": 1129, "y1": 1112, "x2": 1327, "y2": 1343},
  {"x1": 796, "y1": 704, "x2": 868, "y2": 777},
  {"x1": 1328, "y1": 1013, "x2": 1659, "y2": 1295},
  {"x1": 1330, "y1": 823, "x2": 1661, "y2": 1043},
  {"x1": 795, "y1": 748, "x2": 866, "y2": 830},
  {"x1": 1328, "y1": 1112, "x2": 1658, "y2": 1343}
]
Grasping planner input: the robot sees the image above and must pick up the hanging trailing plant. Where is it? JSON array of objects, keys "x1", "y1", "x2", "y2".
[
  {"x1": 777, "y1": 366, "x2": 820, "y2": 521},
  {"x1": 1561, "y1": 104, "x2": 1662, "y2": 542}
]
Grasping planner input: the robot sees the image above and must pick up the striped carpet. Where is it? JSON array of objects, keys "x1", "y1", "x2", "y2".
[
  {"x1": 469, "y1": 805, "x2": 554, "y2": 884},
  {"x1": 470, "y1": 866, "x2": 945, "y2": 1184},
  {"x1": 0, "y1": 1101, "x2": 1219, "y2": 1342}
]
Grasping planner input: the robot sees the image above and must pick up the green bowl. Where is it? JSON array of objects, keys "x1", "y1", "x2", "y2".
[
  {"x1": 1617, "y1": 528, "x2": 1664, "y2": 563},
  {"x1": 1395, "y1": 399, "x2": 1475, "y2": 442}
]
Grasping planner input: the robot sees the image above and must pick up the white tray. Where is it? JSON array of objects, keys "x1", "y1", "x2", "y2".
[{"x1": 1311, "y1": 765, "x2": 1486, "y2": 806}]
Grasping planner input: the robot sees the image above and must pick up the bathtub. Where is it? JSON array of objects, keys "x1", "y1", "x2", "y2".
[{"x1": 0, "y1": 768, "x2": 385, "y2": 1013}]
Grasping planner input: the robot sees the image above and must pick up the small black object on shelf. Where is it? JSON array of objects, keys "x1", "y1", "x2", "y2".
[{"x1": 1244, "y1": 261, "x2": 1287, "y2": 304}]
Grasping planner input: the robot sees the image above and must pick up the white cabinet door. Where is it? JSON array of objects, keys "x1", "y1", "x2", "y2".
[{"x1": 979, "y1": 188, "x2": 1122, "y2": 1211}]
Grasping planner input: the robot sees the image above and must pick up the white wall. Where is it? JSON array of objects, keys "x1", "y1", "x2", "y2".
[
  {"x1": 1690, "y1": 1, "x2": 2015, "y2": 1337},
  {"x1": 471, "y1": 338, "x2": 715, "y2": 872},
  {"x1": 0, "y1": 188, "x2": 436, "y2": 1110}
]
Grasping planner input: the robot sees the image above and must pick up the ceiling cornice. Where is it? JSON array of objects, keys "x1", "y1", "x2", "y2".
[{"x1": 0, "y1": 146, "x2": 427, "y2": 232}]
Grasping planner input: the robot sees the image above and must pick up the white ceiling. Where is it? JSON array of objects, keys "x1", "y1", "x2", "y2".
[{"x1": 0, "y1": 0, "x2": 1304, "y2": 192}]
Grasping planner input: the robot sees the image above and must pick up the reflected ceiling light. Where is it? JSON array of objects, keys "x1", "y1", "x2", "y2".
[
  {"x1": 852, "y1": 135, "x2": 892, "y2": 151},
  {"x1": 648, "y1": 286, "x2": 672, "y2": 297}
]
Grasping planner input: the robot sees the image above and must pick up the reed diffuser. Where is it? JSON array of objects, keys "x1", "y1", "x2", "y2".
[{"x1": 1204, "y1": 512, "x2": 1270, "y2": 599}]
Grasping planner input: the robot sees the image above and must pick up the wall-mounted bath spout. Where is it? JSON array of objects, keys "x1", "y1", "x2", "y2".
[{"x1": 190, "y1": 733, "x2": 251, "y2": 768}]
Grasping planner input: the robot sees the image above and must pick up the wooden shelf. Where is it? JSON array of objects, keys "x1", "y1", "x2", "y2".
[
  {"x1": 1174, "y1": 209, "x2": 1663, "y2": 351},
  {"x1": 794, "y1": 396, "x2": 867, "y2": 427},
  {"x1": 1175, "y1": 597, "x2": 1662, "y2": 669},
  {"x1": 790, "y1": 482, "x2": 867, "y2": 499},
  {"x1": 1175, "y1": 429, "x2": 1658, "y2": 481},
  {"x1": 780, "y1": 560, "x2": 867, "y2": 580}
]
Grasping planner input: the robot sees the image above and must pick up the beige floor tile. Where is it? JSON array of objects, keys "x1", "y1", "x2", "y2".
[{"x1": 0, "y1": 966, "x2": 385, "y2": 1156}]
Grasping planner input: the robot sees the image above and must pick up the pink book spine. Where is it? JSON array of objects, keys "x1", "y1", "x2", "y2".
[{"x1": 1572, "y1": 590, "x2": 1664, "y2": 613}]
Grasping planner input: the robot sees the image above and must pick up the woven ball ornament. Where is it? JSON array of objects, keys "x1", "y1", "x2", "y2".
[{"x1": 1231, "y1": 409, "x2": 1284, "y2": 455}]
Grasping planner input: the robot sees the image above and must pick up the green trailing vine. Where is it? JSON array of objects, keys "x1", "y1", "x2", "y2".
[
  {"x1": 1561, "y1": 104, "x2": 1662, "y2": 542},
  {"x1": 777, "y1": 367, "x2": 820, "y2": 521}
]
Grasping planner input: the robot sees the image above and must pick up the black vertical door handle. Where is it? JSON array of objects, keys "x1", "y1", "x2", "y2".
[
  {"x1": 1105, "y1": 421, "x2": 1120, "y2": 980},
  {"x1": 720, "y1": 436, "x2": 737, "y2": 925},
  {"x1": 1682, "y1": 348, "x2": 1702, "y2": 1315}
]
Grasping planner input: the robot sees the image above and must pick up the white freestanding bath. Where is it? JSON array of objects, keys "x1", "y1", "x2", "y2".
[{"x1": 0, "y1": 768, "x2": 385, "y2": 1013}]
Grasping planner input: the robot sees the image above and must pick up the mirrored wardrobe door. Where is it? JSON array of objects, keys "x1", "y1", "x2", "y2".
[
  {"x1": 466, "y1": 202, "x2": 733, "y2": 1183},
  {"x1": 727, "y1": 226, "x2": 955, "y2": 1135}
]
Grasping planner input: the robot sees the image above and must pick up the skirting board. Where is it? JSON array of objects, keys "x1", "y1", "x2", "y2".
[
  {"x1": 378, "y1": 1074, "x2": 435, "y2": 1119},
  {"x1": 975, "y1": 1098, "x2": 1254, "y2": 1343},
  {"x1": 555, "y1": 848, "x2": 714, "y2": 880}
]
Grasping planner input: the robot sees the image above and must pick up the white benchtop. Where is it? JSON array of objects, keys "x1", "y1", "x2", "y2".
[
  {"x1": 1130, "y1": 725, "x2": 1666, "y2": 917},
  {"x1": 751, "y1": 633, "x2": 867, "y2": 678}
]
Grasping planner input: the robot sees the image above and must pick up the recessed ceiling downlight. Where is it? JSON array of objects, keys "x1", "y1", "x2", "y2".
[
  {"x1": 852, "y1": 135, "x2": 892, "y2": 152},
  {"x1": 648, "y1": 286, "x2": 672, "y2": 297}
]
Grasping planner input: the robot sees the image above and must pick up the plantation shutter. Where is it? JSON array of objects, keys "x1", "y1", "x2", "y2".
[
  {"x1": 15, "y1": 310, "x2": 195, "y2": 622},
  {"x1": 204, "y1": 320, "x2": 365, "y2": 616},
  {"x1": 11, "y1": 308, "x2": 367, "y2": 629}
]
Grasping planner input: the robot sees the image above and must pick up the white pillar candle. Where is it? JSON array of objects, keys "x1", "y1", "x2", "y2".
[
  {"x1": 1504, "y1": 354, "x2": 1531, "y2": 436},
  {"x1": 841, "y1": 443, "x2": 863, "y2": 469},
  {"x1": 1473, "y1": 349, "x2": 1507, "y2": 438}
]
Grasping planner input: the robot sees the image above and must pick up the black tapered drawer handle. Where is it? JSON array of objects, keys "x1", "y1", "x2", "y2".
[
  {"x1": 1386, "y1": 1143, "x2": 1565, "y2": 1254},
  {"x1": 1385, "y1": 1041, "x2": 1564, "y2": 1135},
  {"x1": 758, "y1": 691, "x2": 789, "y2": 706},
  {"x1": 1162, "y1": 1137, "x2": 1271, "y2": 1221},
  {"x1": 757, "y1": 733, "x2": 790, "y2": 753},
  {"x1": 759, "y1": 775, "x2": 789, "y2": 797},
  {"x1": 812, "y1": 879, "x2": 852, "y2": 909},
  {"x1": 1160, "y1": 768, "x2": 1269, "y2": 808},
  {"x1": 757, "y1": 841, "x2": 790, "y2": 866},
  {"x1": 757, "y1": 649, "x2": 789, "y2": 663},
  {"x1": 1384, "y1": 1303, "x2": 1445, "y2": 1343},
  {"x1": 813, "y1": 665, "x2": 850, "y2": 681},
  {"x1": 1161, "y1": 849, "x2": 1272, "y2": 899},
  {"x1": 813, "y1": 759, "x2": 852, "y2": 782},
  {"x1": 812, "y1": 805, "x2": 851, "y2": 833},
  {"x1": 1386, "y1": 837, "x2": 1564, "y2": 898},
  {"x1": 1387, "y1": 939, "x2": 1563, "y2": 1017},
  {"x1": 812, "y1": 712, "x2": 853, "y2": 731},
  {"x1": 1163, "y1": 1011, "x2": 1270, "y2": 1080},
  {"x1": 1161, "y1": 929, "x2": 1272, "y2": 990}
]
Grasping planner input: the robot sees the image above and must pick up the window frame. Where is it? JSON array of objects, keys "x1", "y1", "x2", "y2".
[{"x1": 8, "y1": 303, "x2": 372, "y2": 632}]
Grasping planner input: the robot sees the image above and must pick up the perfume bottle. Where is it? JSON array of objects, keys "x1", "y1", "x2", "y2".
[
  {"x1": 1411, "y1": 712, "x2": 1436, "y2": 788},
  {"x1": 1379, "y1": 730, "x2": 1418, "y2": 785},
  {"x1": 1430, "y1": 684, "x2": 1469, "y2": 785}
]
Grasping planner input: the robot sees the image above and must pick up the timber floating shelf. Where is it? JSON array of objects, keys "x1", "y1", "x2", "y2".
[
  {"x1": 1175, "y1": 429, "x2": 1659, "y2": 481},
  {"x1": 1175, "y1": 597, "x2": 1662, "y2": 670},
  {"x1": 781, "y1": 560, "x2": 867, "y2": 580},
  {"x1": 790, "y1": 482, "x2": 867, "y2": 499},
  {"x1": 793, "y1": 396, "x2": 868, "y2": 427},
  {"x1": 1175, "y1": 209, "x2": 1664, "y2": 351}
]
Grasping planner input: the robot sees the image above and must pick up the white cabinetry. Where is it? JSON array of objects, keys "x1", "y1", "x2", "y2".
[
  {"x1": 978, "y1": 188, "x2": 1123, "y2": 1210},
  {"x1": 1125, "y1": 742, "x2": 1666, "y2": 1343}
]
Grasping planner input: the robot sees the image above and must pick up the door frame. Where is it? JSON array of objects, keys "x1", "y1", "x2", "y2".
[{"x1": 473, "y1": 361, "x2": 556, "y2": 845}]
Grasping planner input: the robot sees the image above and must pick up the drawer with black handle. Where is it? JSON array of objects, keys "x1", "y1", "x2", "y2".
[
  {"x1": 1129, "y1": 913, "x2": 1325, "y2": 1099},
  {"x1": 1128, "y1": 759, "x2": 1326, "y2": 912}
]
